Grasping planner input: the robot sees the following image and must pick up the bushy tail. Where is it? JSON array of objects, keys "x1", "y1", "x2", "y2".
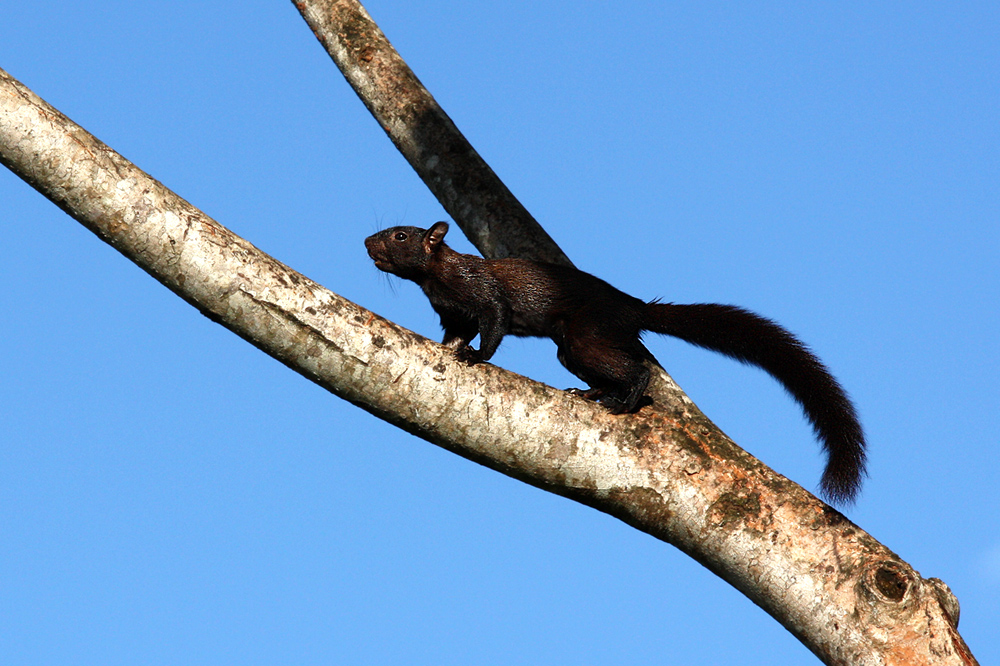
[{"x1": 645, "y1": 302, "x2": 866, "y2": 504}]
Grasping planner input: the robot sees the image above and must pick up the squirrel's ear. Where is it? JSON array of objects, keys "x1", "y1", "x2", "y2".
[{"x1": 425, "y1": 222, "x2": 449, "y2": 249}]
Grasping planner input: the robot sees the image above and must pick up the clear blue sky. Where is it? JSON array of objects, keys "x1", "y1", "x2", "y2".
[{"x1": 2, "y1": 2, "x2": 997, "y2": 664}]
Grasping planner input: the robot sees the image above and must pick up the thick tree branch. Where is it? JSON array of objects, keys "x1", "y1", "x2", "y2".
[{"x1": 0, "y1": 50, "x2": 976, "y2": 666}]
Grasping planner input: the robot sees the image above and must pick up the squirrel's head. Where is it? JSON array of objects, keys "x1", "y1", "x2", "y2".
[{"x1": 365, "y1": 222, "x2": 450, "y2": 280}]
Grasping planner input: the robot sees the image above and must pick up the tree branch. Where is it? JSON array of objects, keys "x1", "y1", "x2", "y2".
[
  {"x1": 293, "y1": 0, "x2": 570, "y2": 265},
  {"x1": 0, "y1": 32, "x2": 976, "y2": 666}
]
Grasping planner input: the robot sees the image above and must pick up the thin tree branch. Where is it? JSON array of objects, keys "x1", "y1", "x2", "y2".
[
  {"x1": 293, "y1": 0, "x2": 570, "y2": 265},
  {"x1": 0, "y1": 49, "x2": 975, "y2": 666}
]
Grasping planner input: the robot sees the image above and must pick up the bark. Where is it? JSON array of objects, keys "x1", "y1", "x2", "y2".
[{"x1": 0, "y1": 22, "x2": 977, "y2": 666}]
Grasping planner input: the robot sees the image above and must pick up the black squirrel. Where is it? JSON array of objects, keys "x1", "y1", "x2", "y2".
[{"x1": 365, "y1": 222, "x2": 866, "y2": 503}]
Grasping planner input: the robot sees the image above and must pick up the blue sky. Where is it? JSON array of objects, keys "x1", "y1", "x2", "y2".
[{"x1": 2, "y1": 2, "x2": 997, "y2": 664}]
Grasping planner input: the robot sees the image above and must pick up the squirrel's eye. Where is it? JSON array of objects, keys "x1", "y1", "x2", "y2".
[{"x1": 394, "y1": 232, "x2": 408, "y2": 241}]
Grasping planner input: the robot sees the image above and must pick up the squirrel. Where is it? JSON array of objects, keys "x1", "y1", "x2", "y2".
[{"x1": 365, "y1": 222, "x2": 866, "y2": 503}]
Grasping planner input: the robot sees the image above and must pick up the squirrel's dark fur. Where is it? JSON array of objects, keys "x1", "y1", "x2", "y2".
[{"x1": 365, "y1": 222, "x2": 866, "y2": 503}]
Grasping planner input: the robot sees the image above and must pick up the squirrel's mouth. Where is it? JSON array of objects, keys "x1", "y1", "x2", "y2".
[{"x1": 365, "y1": 244, "x2": 385, "y2": 265}]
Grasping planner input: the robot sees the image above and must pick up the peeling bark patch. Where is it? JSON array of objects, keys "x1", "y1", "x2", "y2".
[
  {"x1": 335, "y1": 10, "x2": 375, "y2": 59},
  {"x1": 544, "y1": 436, "x2": 578, "y2": 463},
  {"x1": 604, "y1": 486, "x2": 673, "y2": 528},
  {"x1": 708, "y1": 492, "x2": 762, "y2": 529},
  {"x1": 627, "y1": 420, "x2": 658, "y2": 445},
  {"x1": 673, "y1": 427, "x2": 711, "y2": 465}
]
